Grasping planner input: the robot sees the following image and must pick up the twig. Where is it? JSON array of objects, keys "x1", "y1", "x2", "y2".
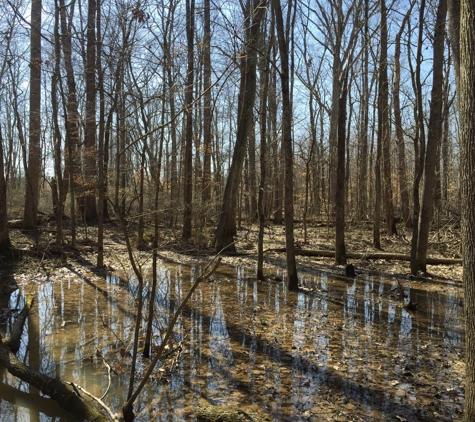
[{"x1": 67, "y1": 382, "x2": 119, "y2": 422}]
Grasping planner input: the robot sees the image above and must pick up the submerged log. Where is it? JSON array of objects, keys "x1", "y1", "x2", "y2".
[
  {"x1": 0, "y1": 297, "x2": 110, "y2": 422},
  {"x1": 197, "y1": 404, "x2": 272, "y2": 422},
  {"x1": 266, "y1": 248, "x2": 462, "y2": 265}
]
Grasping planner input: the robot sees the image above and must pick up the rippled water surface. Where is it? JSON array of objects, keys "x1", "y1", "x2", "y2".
[{"x1": 0, "y1": 264, "x2": 464, "y2": 421}]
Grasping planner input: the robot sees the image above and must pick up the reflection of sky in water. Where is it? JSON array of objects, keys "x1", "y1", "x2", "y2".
[{"x1": 0, "y1": 264, "x2": 466, "y2": 421}]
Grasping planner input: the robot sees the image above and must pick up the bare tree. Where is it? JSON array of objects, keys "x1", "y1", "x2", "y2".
[
  {"x1": 214, "y1": 0, "x2": 266, "y2": 252},
  {"x1": 23, "y1": 0, "x2": 42, "y2": 233},
  {"x1": 415, "y1": 0, "x2": 448, "y2": 273},
  {"x1": 182, "y1": 0, "x2": 195, "y2": 241}
]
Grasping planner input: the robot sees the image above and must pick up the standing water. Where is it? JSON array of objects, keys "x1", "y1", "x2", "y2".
[{"x1": 0, "y1": 264, "x2": 464, "y2": 421}]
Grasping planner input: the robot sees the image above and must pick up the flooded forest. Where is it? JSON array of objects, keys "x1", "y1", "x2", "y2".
[{"x1": 1, "y1": 0, "x2": 475, "y2": 421}]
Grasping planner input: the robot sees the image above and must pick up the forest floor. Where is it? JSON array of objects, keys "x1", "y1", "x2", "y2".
[{"x1": 0, "y1": 218, "x2": 465, "y2": 421}]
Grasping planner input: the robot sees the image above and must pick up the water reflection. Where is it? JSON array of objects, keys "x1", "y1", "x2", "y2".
[{"x1": 0, "y1": 265, "x2": 465, "y2": 421}]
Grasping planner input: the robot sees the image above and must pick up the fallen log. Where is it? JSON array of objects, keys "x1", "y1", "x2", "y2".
[
  {"x1": 0, "y1": 298, "x2": 111, "y2": 422},
  {"x1": 197, "y1": 404, "x2": 272, "y2": 422},
  {"x1": 265, "y1": 248, "x2": 462, "y2": 265}
]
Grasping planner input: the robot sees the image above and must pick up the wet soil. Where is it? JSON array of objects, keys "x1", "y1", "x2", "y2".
[{"x1": 0, "y1": 221, "x2": 465, "y2": 421}]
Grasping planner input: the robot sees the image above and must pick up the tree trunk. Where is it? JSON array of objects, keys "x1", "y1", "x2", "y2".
[
  {"x1": 257, "y1": 18, "x2": 272, "y2": 281},
  {"x1": 96, "y1": 0, "x2": 105, "y2": 268},
  {"x1": 83, "y1": 0, "x2": 98, "y2": 223},
  {"x1": 272, "y1": 0, "x2": 299, "y2": 290},
  {"x1": 379, "y1": 0, "x2": 396, "y2": 236},
  {"x1": 23, "y1": 0, "x2": 42, "y2": 233},
  {"x1": 182, "y1": 0, "x2": 195, "y2": 241},
  {"x1": 393, "y1": 5, "x2": 413, "y2": 229},
  {"x1": 335, "y1": 75, "x2": 348, "y2": 264},
  {"x1": 0, "y1": 125, "x2": 11, "y2": 255},
  {"x1": 410, "y1": 0, "x2": 427, "y2": 274},
  {"x1": 460, "y1": 0, "x2": 475, "y2": 418},
  {"x1": 214, "y1": 0, "x2": 265, "y2": 252},
  {"x1": 416, "y1": 0, "x2": 448, "y2": 273},
  {"x1": 202, "y1": 0, "x2": 212, "y2": 205},
  {"x1": 52, "y1": 1, "x2": 63, "y2": 249}
]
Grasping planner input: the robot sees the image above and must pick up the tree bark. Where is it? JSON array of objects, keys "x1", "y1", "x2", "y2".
[
  {"x1": 23, "y1": 0, "x2": 42, "y2": 233},
  {"x1": 83, "y1": 0, "x2": 98, "y2": 223},
  {"x1": 460, "y1": 0, "x2": 475, "y2": 419}
]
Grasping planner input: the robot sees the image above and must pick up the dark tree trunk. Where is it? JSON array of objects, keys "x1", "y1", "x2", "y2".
[
  {"x1": 0, "y1": 126, "x2": 11, "y2": 255},
  {"x1": 214, "y1": 0, "x2": 265, "y2": 252},
  {"x1": 416, "y1": 0, "x2": 448, "y2": 272},
  {"x1": 23, "y1": 0, "x2": 42, "y2": 233},
  {"x1": 459, "y1": 0, "x2": 475, "y2": 418},
  {"x1": 272, "y1": 0, "x2": 299, "y2": 290},
  {"x1": 182, "y1": 0, "x2": 195, "y2": 241},
  {"x1": 83, "y1": 0, "x2": 98, "y2": 223},
  {"x1": 335, "y1": 76, "x2": 348, "y2": 264}
]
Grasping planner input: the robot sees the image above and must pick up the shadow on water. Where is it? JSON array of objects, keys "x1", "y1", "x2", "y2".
[{"x1": 0, "y1": 262, "x2": 465, "y2": 421}]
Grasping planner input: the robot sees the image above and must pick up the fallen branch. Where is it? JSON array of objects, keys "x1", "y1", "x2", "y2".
[
  {"x1": 265, "y1": 248, "x2": 462, "y2": 265},
  {"x1": 2, "y1": 295, "x2": 34, "y2": 352},
  {"x1": 0, "y1": 302, "x2": 110, "y2": 422}
]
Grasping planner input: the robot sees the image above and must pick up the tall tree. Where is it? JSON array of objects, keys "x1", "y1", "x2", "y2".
[
  {"x1": 182, "y1": 0, "x2": 195, "y2": 241},
  {"x1": 393, "y1": 4, "x2": 413, "y2": 229},
  {"x1": 83, "y1": 0, "x2": 98, "y2": 223},
  {"x1": 202, "y1": 0, "x2": 212, "y2": 205},
  {"x1": 214, "y1": 0, "x2": 266, "y2": 252},
  {"x1": 23, "y1": 0, "x2": 42, "y2": 233},
  {"x1": 379, "y1": 0, "x2": 396, "y2": 236},
  {"x1": 415, "y1": 0, "x2": 447, "y2": 273},
  {"x1": 272, "y1": 0, "x2": 298, "y2": 289},
  {"x1": 460, "y1": 0, "x2": 475, "y2": 419},
  {"x1": 0, "y1": 126, "x2": 11, "y2": 254},
  {"x1": 409, "y1": 0, "x2": 426, "y2": 274}
]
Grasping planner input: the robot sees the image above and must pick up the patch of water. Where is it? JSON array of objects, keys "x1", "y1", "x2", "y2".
[{"x1": 0, "y1": 265, "x2": 464, "y2": 421}]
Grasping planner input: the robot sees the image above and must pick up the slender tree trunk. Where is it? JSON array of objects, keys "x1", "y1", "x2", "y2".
[
  {"x1": 393, "y1": 5, "x2": 413, "y2": 229},
  {"x1": 380, "y1": 0, "x2": 396, "y2": 236},
  {"x1": 460, "y1": 1, "x2": 475, "y2": 419},
  {"x1": 335, "y1": 76, "x2": 348, "y2": 264},
  {"x1": 182, "y1": 0, "x2": 195, "y2": 241},
  {"x1": 52, "y1": 1, "x2": 63, "y2": 249},
  {"x1": 0, "y1": 126, "x2": 11, "y2": 255},
  {"x1": 202, "y1": 0, "x2": 212, "y2": 205},
  {"x1": 416, "y1": 0, "x2": 448, "y2": 272},
  {"x1": 23, "y1": 0, "x2": 42, "y2": 233},
  {"x1": 447, "y1": 0, "x2": 460, "y2": 88},
  {"x1": 272, "y1": 0, "x2": 298, "y2": 290},
  {"x1": 257, "y1": 17, "x2": 272, "y2": 280},
  {"x1": 60, "y1": 0, "x2": 80, "y2": 246},
  {"x1": 214, "y1": 0, "x2": 265, "y2": 252},
  {"x1": 410, "y1": 0, "x2": 427, "y2": 274},
  {"x1": 96, "y1": 0, "x2": 105, "y2": 268},
  {"x1": 82, "y1": 0, "x2": 98, "y2": 223}
]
